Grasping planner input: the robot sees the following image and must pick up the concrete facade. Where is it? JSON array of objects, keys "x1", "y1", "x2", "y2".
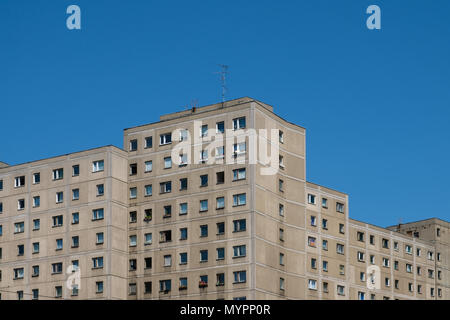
[{"x1": 0, "y1": 97, "x2": 448, "y2": 300}]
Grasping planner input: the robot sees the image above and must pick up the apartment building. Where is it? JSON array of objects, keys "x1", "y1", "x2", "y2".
[{"x1": 0, "y1": 97, "x2": 448, "y2": 300}]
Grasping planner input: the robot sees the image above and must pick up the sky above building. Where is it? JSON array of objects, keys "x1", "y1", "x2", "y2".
[{"x1": 1, "y1": 0, "x2": 449, "y2": 227}]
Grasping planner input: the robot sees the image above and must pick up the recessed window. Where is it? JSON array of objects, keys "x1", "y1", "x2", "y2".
[
  {"x1": 308, "y1": 236, "x2": 316, "y2": 247},
  {"x1": 14, "y1": 222, "x2": 25, "y2": 233},
  {"x1": 279, "y1": 130, "x2": 284, "y2": 143},
  {"x1": 200, "y1": 200, "x2": 208, "y2": 212},
  {"x1": 56, "y1": 192, "x2": 64, "y2": 204},
  {"x1": 164, "y1": 157, "x2": 172, "y2": 169},
  {"x1": 199, "y1": 150, "x2": 208, "y2": 163},
  {"x1": 96, "y1": 232, "x2": 104, "y2": 245},
  {"x1": 200, "y1": 250, "x2": 208, "y2": 262},
  {"x1": 233, "y1": 245, "x2": 246, "y2": 258},
  {"x1": 52, "y1": 215, "x2": 63, "y2": 227},
  {"x1": 310, "y1": 216, "x2": 317, "y2": 226},
  {"x1": 56, "y1": 239, "x2": 63, "y2": 250},
  {"x1": 144, "y1": 233, "x2": 152, "y2": 245},
  {"x1": 159, "y1": 280, "x2": 171, "y2": 293},
  {"x1": 92, "y1": 160, "x2": 104, "y2": 173},
  {"x1": 232, "y1": 117, "x2": 246, "y2": 130},
  {"x1": 233, "y1": 142, "x2": 246, "y2": 155},
  {"x1": 92, "y1": 208, "x2": 104, "y2": 221},
  {"x1": 0, "y1": 179, "x2": 3, "y2": 190},
  {"x1": 232, "y1": 168, "x2": 246, "y2": 181},
  {"x1": 72, "y1": 212, "x2": 79, "y2": 224},
  {"x1": 216, "y1": 121, "x2": 225, "y2": 133},
  {"x1": 160, "y1": 230, "x2": 172, "y2": 243},
  {"x1": 92, "y1": 257, "x2": 104, "y2": 269},
  {"x1": 33, "y1": 196, "x2": 40, "y2": 208},
  {"x1": 145, "y1": 257, "x2": 152, "y2": 269},
  {"x1": 233, "y1": 219, "x2": 246, "y2": 232},
  {"x1": 160, "y1": 133, "x2": 172, "y2": 145},
  {"x1": 163, "y1": 205, "x2": 172, "y2": 218},
  {"x1": 129, "y1": 211, "x2": 137, "y2": 223},
  {"x1": 14, "y1": 176, "x2": 25, "y2": 188},
  {"x1": 382, "y1": 238, "x2": 389, "y2": 249},
  {"x1": 216, "y1": 247, "x2": 225, "y2": 260},
  {"x1": 179, "y1": 129, "x2": 188, "y2": 142},
  {"x1": 308, "y1": 279, "x2": 317, "y2": 290},
  {"x1": 129, "y1": 163, "x2": 137, "y2": 175},
  {"x1": 179, "y1": 203, "x2": 188, "y2": 215},
  {"x1": 200, "y1": 225, "x2": 208, "y2": 237},
  {"x1": 180, "y1": 228, "x2": 188, "y2": 240},
  {"x1": 323, "y1": 260, "x2": 328, "y2": 272},
  {"x1": 279, "y1": 179, "x2": 284, "y2": 192},
  {"x1": 160, "y1": 181, "x2": 172, "y2": 193},
  {"x1": 216, "y1": 197, "x2": 225, "y2": 210},
  {"x1": 18, "y1": 198, "x2": 25, "y2": 210},
  {"x1": 129, "y1": 187, "x2": 137, "y2": 199},
  {"x1": 233, "y1": 193, "x2": 246, "y2": 206},
  {"x1": 311, "y1": 258, "x2": 317, "y2": 269},
  {"x1": 180, "y1": 178, "x2": 188, "y2": 190},
  {"x1": 307, "y1": 194, "x2": 316, "y2": 205},
  {"x1": 33, "y1": 173, "x2": 40, "y2": 184},
  {"x1": 357, "y1": 251, "x2": 365, "y2": 262},
  {"x1": 200, "y1": 174, "x2": 208, "y2": 187},
  {"x1": 33, "y1": 219, "x2": 40, "y2": 230},
  {"x1": 52, "y1": 168, "x2": 64, "y2": 180},
  {"x1": 96, "y1": 184, "x2": 104, "y2": 196},
  {"x1": 233, "y1": 271, "x2": 247, "y2": 284},
  {"x1": 336, "y1": 243, "x2": 345, "y2": 254},
  {"x1": 129, "y1": 235, "x2": 137, "y2": 247},
  {"x1": 72, "y1": 165, "x2": 80, "y2": 177},
  {"x1": 145, "y1": 184, "x2": 152, "y2": 196},
  {"x1": 322, "y1": 219, "x2": 328, "y2": 229},
  {"x1": 322, "y1": 240, "x2": 328, "y2": 250},
  {"x1": 216, "y1": 171, "x2": 225, "y2": 184},
  {"x1": 200, "y1": 124, "x2": 208, "y2": 138},
  {"x1": 71, "y1": 236, "x2": 79, "y2": 248},
  {"x1": 145, "y1": 161, "x2": 153, "y2": 172},
  {"x1": 164, "y1": 255, "x2": 172, "y2": 267},
  {"x1": 279, "y1": 204, "x2": 284, "y2": 216},
  {"x1": 96, "y1": 281, "x2": 104, "y2": 294},
  {"x1": 129, "y1": 283, "x2": 137, "y2": 295},
  {"x1": 180, "y1": 252, "x2": 188, "y2": 264},
  {"x1": 129, "y1": 139, "x2": 138, "y2": 151},
  {"x1": 339, "y1": 223, "x2": 345, "y2": 234},
  {"x1": 72, "y1": 189, "x2": 80, "y2": 201},
  {"x1": 336, "y1": 202, "x2": 344, "y2": 213},
  {"x1": 322, "y1": 198, "x2": 328, "y2": 208},
  {"x1": 216, "y1": 146, "x2": 224, "y2": 159},
  {"x1": 145, "y1": 136, "x2": 153, "y2": 148}
]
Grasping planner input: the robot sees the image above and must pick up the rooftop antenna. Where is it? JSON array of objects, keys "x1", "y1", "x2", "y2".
[
  {"x1": 397, "y1": 217, "x2": 403, "y2": 231},
  {"x1": 215, "y1": 64, "x2": 228, "y2": 107}
]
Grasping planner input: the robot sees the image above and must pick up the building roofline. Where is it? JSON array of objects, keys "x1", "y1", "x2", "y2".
[
  {"x1": 306, "y1": 180, "x2": 348, "y2": 196},
  {"x1": 386, "y1": 217, "x2": 450, "y2": 229},
  {"x1": 0, "y1": 145, "x2": 125, "y2": 171},
  {"x1": 123, "y1": 96, "x2": 306, "y2": 132}
]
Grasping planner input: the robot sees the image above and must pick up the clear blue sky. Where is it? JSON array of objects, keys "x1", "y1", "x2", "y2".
[{"x1": 1, "y1": 0, "x2": 449, "y2": 227}]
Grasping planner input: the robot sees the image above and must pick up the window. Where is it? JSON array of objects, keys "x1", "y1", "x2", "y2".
[
  {"x1": 279, "y1": 228, "x2": 285, "y2": 241},
  {"x1": 279, "y1": 204, "x2": 284, "y2": 216},
  {"x1": 405, "y1": 245, "x2": 412, "y2": 254},
  {"x1": 370, "y1": 255, "x2": 375, "y2": 264},
  {"x1": 232, "y1": 168, "x2": 246, "y2": 181},
  {"x1": 144, "y1": 161, "x2": 153, "y2": 173},
  {"x1": 382, "y1": 258, "x2": 390, "y2": 267},
  {"x1": 32, "y1": 266, "x2": 39, "y2": 277},
  {"x1": 96, "y1": 232, "x2": 104, "y2": 245},
  {"x1": 307, "y1": 194, "x2": 316, "y2": 204},
  {"x1": 200, "y1": 200, "x2": 208, "y2": 212},
  {"x1": 72, "y1": 212, "x2": 79, "y2": 224},
  {"x1": 17, "y1": 244, "x2": 24, "y2": 256},
  {"x1": 216, "y1": 121, "x2": 225, "y2": 133},
  {"x1": 179, "y1": 203, "x2": 188, "y2": 215},
  {"x1": 129, "y1": 163, "x2": 137, "y2": 175},
  {"x1": 72, "y1": 165, "x2": 80, "y2": 177},
  {"x1": 322, "y1": 198, "x2": 328, "y2": 208},
  {"x1": 217, "y1": 273, "x2": 225, "y2": 286},
  {"x1": 14, "y1": 176, "x2": 25, "y2": 188},
  {"x1": 233, "y1": 219, "x2": 246, "y2": 232},
  {"x1": 280, "y1": 278, "x2": 285, "y2": 291},
  {"x1": 129, "y1": 283, "x2": 137, "y2": 295},
  {"x1": 129, "y1": 211, "x2": 137, "y2": 223},
  {"x1": 180, "y1": 178, "x2": 188, "y2": 190},
  {"x1": 360, "y1": 272, "x2": 365, "y2": 282},
  {"x1": 358, "y1": 292, "x2": 365, "y2": 300},
  {"x1": 0, "y1": 179, "x2": 3, "y2": 190},
  {"x1": 200, "y1": 174, "x2": 208, "y2": 187},
  {"x1": 308, "y1": 279, "x2": 317, "y2": 290},
  {"x1": 216, "y1": 146, "x2": 224, "y2": 159},
  {"x1": 336, "y1": 243, "x2": 345, "y2": 254},
  {"x1": 71, "y1": 236, "x2": 79, "y2": 248},
  {"x1": 129, "y1": 187, "x2": 137, "y2": 199},
  {"x1": 55, "y1": 286, "x2": 63, "y2": 298},
  {"x1": 413, "y1": 231, "x2": 419, "y2": 238},
  {"x1": 233, "y1": 271, "x2": 247, "y2": 283},
  {"x1": 33, "y1": 242, "x2": 39, "y2": 254},
  {"x1": 280, "y1": 253, "x2": 285, "y2": 266},
  {"x1": 322, "y1": 240, "x2": 328, "y2": 250},
  {"x1": 310, "y1": 216, "x2": 317, "y2": 226},
  {"x1": 52, "y1": 168, "x2": 64, "y2": 180},
  {"x1": 414, "y1": 247, "x2": 421, "y2": 256},
  {"x1": 385, "y1": 278, "x2": 390, "y2": 287},
  {"x1": 72, "y1": 189, "x2": 79, "y2": 200},
  {"x1": 129, "y1": 139, "x2": 138, "y2": 151},
  {"x1": 357, "y1": 251, "x2": 365, "y2": 262},
  {"x1": 145, "y1": 257, "x2": 152, "y2": 269},
  {"x1": 52, "y1": 263, "x2": 63, "y2": 274},
  {"x1": 336, "y1": 202, "x2": 344, "y2": 213},
  {"x1": 215, "y1": 171, "x2": 225, "y2": 184},
  {"x1": 145, "y1": 184, "x2": 152, "y2": 196},
  {"x1": 179, "y1": 153, "x2": 188, "y2": 166},
  {"x1": 427, "y1": 251, "x2": 434, "y2": 260},
  {"x1": 406, "y1": 264, "x2": 412, "y2": 273},
  {"x1": 14, "y1": 268, "x2": 24, "y2": 279},
  {"x1": 394, "y1": 241, "x2": 399, "y2": 251},
  {"x1": 382, "y1": 238, "x2": 389, "y2": 249},
  {"x1": 216, "y1": 197, "x2": 225, "y2": 210},
  {"x1": 200, "y1": 225, "x2": 208, "y2": 237},
  {"x1": 33, "y1": 219, "x2": 40, "y2": 230},
  {"x1": 428, "y1": 269, "x2": 434, "y2": 279},
  {"x1": 357, "y1": 232, "x2": 364, "y2": 242},
  {"x1": 18, "y1": 199, "x2": 25, "y2": 210},
  {"x1": 339, "y1": 223, "x2": 345, "y2": 234},
  {"x1": 180, "y1": 228, "x2": 188, "y2": 240},
  {"x1": 369, "y1": 235, "x2": 375, "y2": 245},
  {"x1": 33, "y1": 196, "x2": 40, "y2": 208},
  {"x1": 279, "y1": 179, "x2": 284, "y2": 192},
  {"x1": 96, "y1": 184, "x2": 104, "y2": 196},
  {"x1": 233, "y1": 117, "x2": 246, "y2": 130},
  {"x1": 200, "y1": 250, "x2": 208, "y2": 262},
  {"x1": 279, "y1": 130, "x2": 284, "y2": 143},
  {"x1": 144, "y1": 233, "x2": 152, "y2": 245},
  {"x1": 418, "y1": 285, "x2": 422, "y2": 294},
  {"x1": 322, "y1": 219, "x2": 328, "y2": 229},
  {"x1": 160, "y1": 181, "x2": 172, "y2": 193},
  {"x1": 160, "y1": 280, "x2": 171, "y2": 292},
  {"x1": 14, "y1": 222, "x2": 25, "y2": 233},
  {"x1": 233, "y1": 193, "x2": 246, "y2": 206},
  {"x1": 179, "y1": 129, "x2": 189, "y2": 142},
  {"x1": 233, "y1": 245, "x2": 246, "y2": 258},
  {"x1": 217, "y1": 247, "x2": 225, "y2": 260},
  {"x1": 93, "y1": 208, "x2": 104, "y2": 220},
  {"x1": 56, "y1": 239, "x2": 63, "y2": 250},
  {"x1": 323, "y1": 282, "x2": 329, "y2": 293},
  {"x1": 200, "y1": 124, "x2": 208, "y2": 137},
  {"x1": 160, "y1": 133, "x2": 172, "y2": 145},
  {"x1": 311, "y1": 258, "x2": 317, "y2": 269},
  {"x1": 33, "y1": 173, "x2": 40, "y2": 184},
  {"x1": 339, "y1": 265, "x2": 345, "y2": 275},
  {"x1": 308, "y1": 236, "x2": 316, "y2": 247},
  {"x1": 233, "y1": 142, "x2": 246, "y2": 155},
  {"x1": 56, "y1": 192, "x2": 64, "y2": 203},
  {"x1": 160, "y1": 230, "x2": 172, "y2": 243},
  {"x1": 217, "y1": 222, "x2": 225, "y2": 235},
  {"x1": 163, "y1": 205, "x2": 172, "y2": 218},
  {"x1": 164, "y1": 255, "x2": 172, "y2": 267},
  {"x1": 0, "y1": 225, "x2": 2, "y2": 236},
  {"x1": 337, "y1": 285, "x2": 345, "y2": 296},
  {"x1": 180, "y1": 252, "x2": 188, "y2": 264},
  {"x1": 164, "y1": 157, "x2": 172, "y2": 169},
  {"x1": 394, "y1": 260, "x2": 399, "y2": 270},
  {"x1": 92, "y1": 257, "x2": 103, "y2": 269},
  {"x1": 199, "y1": 150, "x2": 208, "y2": 163},
  {"x1": 96, "y1": 281, "x2": 104, "y2": 294},
  {"x1": 129, "y1": 235, "x2": 137, "y2": 247},
  {"x1": 199, "y1": 275, "x2": 208, "y2": 287},
  {"x1": 0, "y1": 202, "x2": 2, "y2": 214},
  {"x1": 92, "y1": 160, "x2": 104, "y2": 172},
  {"x1": 145, "y1": 136, "x2": 153, "y2": 148}
]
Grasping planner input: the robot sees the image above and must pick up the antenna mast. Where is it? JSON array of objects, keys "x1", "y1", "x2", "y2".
[{"x1": 216, "y1": 64, "x2": 228, "y2": 107}]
